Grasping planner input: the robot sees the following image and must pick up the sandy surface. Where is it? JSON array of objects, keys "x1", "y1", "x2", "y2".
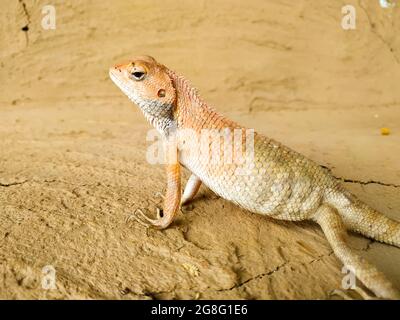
[{"x1": 0, "y1": 0, "x2": 399, "y2": 299}]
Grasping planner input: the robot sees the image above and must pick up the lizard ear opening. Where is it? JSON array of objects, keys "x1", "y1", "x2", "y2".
[
  {"x1": 160, "y1": 67, "x2": 178, "y2": 108},
  {"x1": 157, "y1": 89, "x2": 166, "y2": 98}
]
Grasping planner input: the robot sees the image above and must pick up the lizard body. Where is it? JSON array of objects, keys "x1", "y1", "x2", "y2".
[{"x1": 110, "y1": 56, "x2": 400, "y2": 299}]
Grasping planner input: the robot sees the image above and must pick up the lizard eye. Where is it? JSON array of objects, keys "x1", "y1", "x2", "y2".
[
  {"x1": 131, "y1": 71, "x2": 146, "y2": 81},
  {"x1": 130, "y1": 64, "x2": 147, "y2": 81}
]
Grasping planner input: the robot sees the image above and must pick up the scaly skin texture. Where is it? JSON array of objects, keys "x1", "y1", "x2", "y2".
[{"x1": 110, "y1": 56, "x2": 400, "y2": 299}]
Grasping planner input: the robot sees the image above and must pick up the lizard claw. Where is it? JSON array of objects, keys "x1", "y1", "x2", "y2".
[
  {"x1": 126, "y1": 209, "x2": 150, "y2": 227},
  {"x1": 129, "y1": 208, "x2": 168, "y2": 229}
]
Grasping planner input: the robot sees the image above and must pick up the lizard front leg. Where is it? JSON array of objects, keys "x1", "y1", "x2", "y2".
[
  {"x1": 181, "y1": 174, "x2": 202, "y2": 205},
  {"x1": 134, "y1": 141, "x2": 181, "y2": 230}
]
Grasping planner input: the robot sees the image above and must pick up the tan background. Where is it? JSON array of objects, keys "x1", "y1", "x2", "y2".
[{"x1": 0, "y1": 0, "x2": 399, "y2": 299}]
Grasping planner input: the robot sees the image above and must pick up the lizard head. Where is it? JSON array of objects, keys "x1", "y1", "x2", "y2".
[{"x1": 109, "y1": 55, "x2": 176, "y2": 133}]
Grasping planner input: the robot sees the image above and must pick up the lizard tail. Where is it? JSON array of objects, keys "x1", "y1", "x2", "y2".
[
  {"x1": 313, "y1": 204, "x2": 400, "y2": 300},
  {"x1": 326, "y1": 190, "x2": 400, "y2": 248}
]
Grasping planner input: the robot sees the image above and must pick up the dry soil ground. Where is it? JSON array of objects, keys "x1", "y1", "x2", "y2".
[{"x1": 0, "y1": 0, "x2": 399, "y2": 299}]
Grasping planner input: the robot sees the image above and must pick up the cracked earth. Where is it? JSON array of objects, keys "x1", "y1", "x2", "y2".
[{"x1": 0, "y1": 0, "x2": 399, "y2": 299}]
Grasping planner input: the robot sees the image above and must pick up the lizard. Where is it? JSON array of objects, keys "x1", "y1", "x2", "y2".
[{"x1": 109, "y1": 55, "x2": 400, "y2": 300}]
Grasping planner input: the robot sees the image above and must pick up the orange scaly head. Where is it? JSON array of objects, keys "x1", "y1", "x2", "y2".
[{"x1": 109, "y1": 56, "x2": 177, "y2": 134}]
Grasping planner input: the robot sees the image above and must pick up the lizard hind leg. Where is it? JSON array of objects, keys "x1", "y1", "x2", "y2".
[
  {"x1": 312, "y1": 204, "x2": 400, "y2": 300},
  {"x1": 331, "y1": 286, "x2": 381, "y2": 300},
  {"x1": 334, "y1": 194, "x2": 400, "y2": 248}
]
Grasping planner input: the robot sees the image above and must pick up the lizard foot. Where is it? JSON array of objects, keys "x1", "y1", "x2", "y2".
[
  {"x1": 126, "y1": 192, "x2": 167, "y2": 228},
  {"x1": 330, "y1": 287, "x2": 379, "y2": 300},
  {"x1": 127, "y1": 208, "x2": 168, "y2": 229}
]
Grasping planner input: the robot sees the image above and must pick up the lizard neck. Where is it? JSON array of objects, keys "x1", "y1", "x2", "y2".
[{"x1": 166, "y1": 69, "x2": 218, "y2": 130}]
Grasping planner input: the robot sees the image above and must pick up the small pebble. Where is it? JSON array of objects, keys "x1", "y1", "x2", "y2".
[{"x1": 380, "y1": 127, "x2": 390, "y2": 136}]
